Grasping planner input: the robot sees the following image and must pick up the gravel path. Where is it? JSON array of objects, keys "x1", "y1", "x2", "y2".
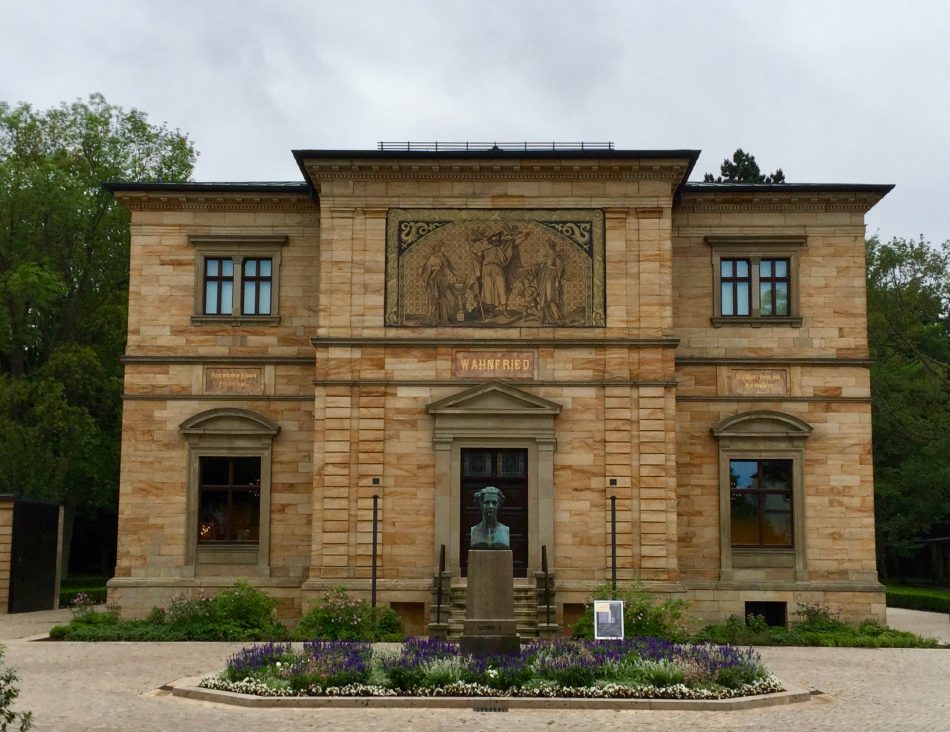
[{"x1": 1, "y1": 608, "x2": 947, "y2": 731}]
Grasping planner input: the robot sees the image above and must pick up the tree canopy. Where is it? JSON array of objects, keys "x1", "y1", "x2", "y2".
[
  {"x1": 0, "y1": 94, "x2": 196, "y2": 514},
  {"x1": 703, "y1": 148, "x2": 785, "y2": 183},
  {"x1": 866, "y1": 235, "x2": 950, "y2": 577}
]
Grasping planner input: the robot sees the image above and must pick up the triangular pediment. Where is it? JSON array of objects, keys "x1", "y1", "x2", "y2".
[{"x1": 427, "y1": 381, "x2": 562, "y2": 416}]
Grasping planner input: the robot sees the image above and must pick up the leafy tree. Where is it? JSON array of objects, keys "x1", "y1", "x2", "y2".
[
  {"x1": 703, "y1": 148, "x2": 785, "y2": 183},
  {"x1": 866, "y1": 235, "x2": 950, "y2": 580},
  {"x1": 0, "y1": 94, "x2": 196, "y2": 571}
]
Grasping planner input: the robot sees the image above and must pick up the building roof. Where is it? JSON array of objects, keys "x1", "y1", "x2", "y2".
[
  {"x1": 104, "y1": 181, "x2": 308, "y2": 194},
  {"x1": 683, "y1": 182, "x2": 894, "y2": 195}
]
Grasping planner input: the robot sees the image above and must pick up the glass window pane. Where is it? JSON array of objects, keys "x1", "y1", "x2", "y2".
[
  {"x1": 730, "y1": 494, "x2": 759, "y2": 544},
  {"x1": 259, "y1": 282, "x2": 272, "y2": 314},
  {"x1": 736, "y1": 283, "x2": 750, "y2": 315},
  {"x1": 221, "y1": 281, "x2": 233, "y2": 313},
  {"x1": 760, "y1": 460, "x2": 792, "y2": 490},
  {"x1": 244, "y1": 259, "x2": 257, "y2": 277},
  {"x1": 721, "y1": 260, "x2": 732, "y2": 277},
  {"x1": 498, "y1": 451, "x2": 526, "y2": 477},
  {"x1": 760, "y1": 283, "x2": 773, "y2": 315},
  {"x1": 721, "y1": 283, "x2": 734, "y2": 315},
  {"x1": 221, "y1": 259, "x2": 233, "y2": 276},
  {"x1": 198, "y1": 489, "x2": 228, "y2": 542},
  {"x1": 736, "y1": 260, "x2": 749, "y2": 277},
  {"x1": 200, "y1": 456, "x2": 230, "y2": 485},
  {"x1": 232, "y1": 457, "x2": 261, "y2": 486},
  {"x1": 775, "y1": 259, "x2": 788, "y2": 277},
  {"x1": 244, "y1": 281, "x2": 257, "y2": 315},
  {"x1": 759, "y1": 260, "x2": 769, "y2": 277},
  {"x1": 775, "y1": 283, "x2": 789, "y2": 315},
  {"x1": 207, "y1": 259, "x2": 219, "y2": 276},
  {"x1": 463, "y1": 450, "x2": 492, "y2": 477},
  {"x1": 205, "y1": 282, "x2": 218, "y2": 314},
  {"x1": 729, "y1": 460, "x2": 758, "y2": 490},
  {"x1": 762, "y1": 495, "x2": 792, "y2": 545},
  {"x1": 232, "y1": 491, "x2": 260, "y2": 542},
  {"x1": 260, "y1": 259, "x2": 272, "y2": 276}
]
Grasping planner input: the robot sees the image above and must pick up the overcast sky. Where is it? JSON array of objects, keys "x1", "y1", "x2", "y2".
[{"x1": 2, "y1": 0, "x2": 948, "y2": 243}]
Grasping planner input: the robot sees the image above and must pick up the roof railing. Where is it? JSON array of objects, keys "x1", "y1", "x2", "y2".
[{"x1": 376, "y1": 141, "x2": 615, "y2": 152}]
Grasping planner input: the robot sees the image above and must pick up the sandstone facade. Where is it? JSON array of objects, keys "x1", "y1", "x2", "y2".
[{"x1": 108, "y1": 149, "x2": 891, "y2": 629}]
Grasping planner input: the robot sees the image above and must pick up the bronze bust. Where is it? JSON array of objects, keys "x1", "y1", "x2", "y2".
[{"x1": 470, "y1": 486, "x2": 510, "y2": 549}]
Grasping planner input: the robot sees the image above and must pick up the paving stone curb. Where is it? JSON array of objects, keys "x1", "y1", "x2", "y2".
[{"x1": 169, "y1": 676, "x2": 813, "y2": 711}]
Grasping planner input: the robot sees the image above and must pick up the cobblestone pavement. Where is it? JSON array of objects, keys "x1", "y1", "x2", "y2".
[{"x1": 2, "y1": 609, "x2": 948, "y2": 731}]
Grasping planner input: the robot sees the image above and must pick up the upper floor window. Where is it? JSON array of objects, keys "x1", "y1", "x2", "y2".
[
  {"x1": 189, "y1": 235, "x2": 287, "y2": 324},
  {"x1": 706, "y1": 236, "x2": 804, "y2": 327},
  {"x1": 242, "y1": 259, "x2": 272, "y2": 315},
  {"x1": 759, "y1": 259, "x2": 790, "y2": 316},
  {"x1": 203, "y1": 258, "x2": 234, "y2": 315},
  {"x1": 720, "y1": 259, "x2": 751, "y2": 316}
]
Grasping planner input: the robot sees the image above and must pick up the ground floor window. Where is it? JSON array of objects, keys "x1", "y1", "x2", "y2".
[
  {"x1": 198, "y1": 456, "x2": 261, "y2": 543},
  {"x1": 729, "y1": 458, "x2": 793, "y2": 547}
]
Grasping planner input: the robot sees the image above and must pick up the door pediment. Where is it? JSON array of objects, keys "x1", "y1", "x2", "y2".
[{"x1": 427, "y1": 381, "x2": 562, "y2": 416}]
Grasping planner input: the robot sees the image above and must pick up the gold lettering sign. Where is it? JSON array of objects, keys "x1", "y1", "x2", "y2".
[
  {"x1": 204, "y1": 367, "x2": 264, "y2": 395},
  {"x1": 454, "y1": 351, "x2": 535, "y2": 379},
  {"x1": 727, "y1": 368, "x2": 788, "y2": 396}
]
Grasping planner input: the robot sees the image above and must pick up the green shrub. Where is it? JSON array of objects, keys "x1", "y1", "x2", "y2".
[
  {"x1": 571, "y1": 582, "x2": 688, "y2": 640},
  {"x1": 419, "y1": 656, "x2": 467, "y2": 688},
  {"x1": 886, "y1": 585, "x2": 950, "y2": 614},
  {"x1": 293, "y1": 589, "x2": 404, "y2": 642},
  {"x1": 0, "y1": 646, "x2": 32, "y2": 731},
  {"x1": 695, "y1": 602, "x2": 940, "y2": 648},
  {"x1": 48, "y1": 581, "x2": 288, "y2": 642},
  {"x1": 59, "y1": 587, "x2": 107, "y2": 608},
  {"x1": 637, "y1": 660, "x2": 685, "y2": 688}
]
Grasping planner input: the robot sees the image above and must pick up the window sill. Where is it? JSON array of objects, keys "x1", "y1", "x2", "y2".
[
  {"x1": 711, "y1": 316, "x2": 802, "y2": 328},
  {"x1": 197, "y1": 544, "x2": 259, "y2": 565},
  {"x1": 731, "y1": 548, "x2": 796, "y2": 568},
  {"x1": 191, "y1": 315, "x2": 281, "y2": 326}
]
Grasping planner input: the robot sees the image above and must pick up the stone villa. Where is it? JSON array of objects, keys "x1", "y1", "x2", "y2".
[{"x1": 107, "y1": 144, "x2": 891, "y2": 634}]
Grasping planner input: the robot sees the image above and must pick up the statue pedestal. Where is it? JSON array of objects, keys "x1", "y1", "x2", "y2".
[{"x1": 459, "y1": 550, "x2": 520, "y2": 656}]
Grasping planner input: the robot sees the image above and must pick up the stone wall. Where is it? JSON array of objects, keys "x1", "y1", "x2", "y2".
[{"x1": 108, "y1": 158, "x2": 888, "y2": 627}]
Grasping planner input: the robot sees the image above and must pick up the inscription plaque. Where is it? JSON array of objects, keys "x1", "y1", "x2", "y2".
[
  {"x1": 727, "y1": 368, "x2": 788, "y2": 396},
  {"x1": 204, "y1": 367, "x2": 264, "y2": 395},
  {"x1": 455, "y1": 351, "x2": 535, "y2": 379}
]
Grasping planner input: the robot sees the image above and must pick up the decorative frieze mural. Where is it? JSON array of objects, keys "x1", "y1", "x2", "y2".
[{"x1": 385, "y1": 209, "x2": 605, "y2": 327}]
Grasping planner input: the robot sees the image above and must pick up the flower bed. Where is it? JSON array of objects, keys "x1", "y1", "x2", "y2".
[{"x1": 199, "y1": 637, "x2": 784, "y2": 700}]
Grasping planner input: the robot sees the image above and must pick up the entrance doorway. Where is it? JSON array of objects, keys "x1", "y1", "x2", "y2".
[{"x1": 460, "y1": 448, "x2": 528, "y2": 578}]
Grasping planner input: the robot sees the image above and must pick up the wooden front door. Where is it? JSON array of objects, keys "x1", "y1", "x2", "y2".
[{"x1": 460, "y1": 448, "x2": 528, "y2": 578}]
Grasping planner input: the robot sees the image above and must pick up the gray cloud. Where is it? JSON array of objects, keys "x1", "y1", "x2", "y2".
[{"x1": 2, "y1": 0, "x2": 948, "y2": 241}]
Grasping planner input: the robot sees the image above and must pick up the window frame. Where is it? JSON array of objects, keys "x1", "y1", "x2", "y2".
[
  {"x1": 706, "y1": 236, "x2": 804, "y2": 327},
  {"x1": 728, "y1": 458, "x2": 794, "y2": 548},
  {"x1": 180, "y1": 408, "x2": 280, "y2": 576},
  {"x1": 189, "y1": 235, "x2": 287, "y2": 325},
  {"x1": 197, "y1": 455, "x2": 262, "y2": 545},
  {"x1": 712, "y1": 411, "x2": 812, "y2": 580}
]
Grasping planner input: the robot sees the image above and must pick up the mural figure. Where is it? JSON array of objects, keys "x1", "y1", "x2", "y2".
[
  {"x1": 473, "y1": 227, "x2": 527, "y2": 316},
  {"x1": 470, "y1": 486, "x2": 509, "y2": 549},
  {"x1": 536, "y1": 240, "x2": 565, "y2": 324},
  {"x1": 421, "y1": 242, "x2": 459, "y2": 324}
]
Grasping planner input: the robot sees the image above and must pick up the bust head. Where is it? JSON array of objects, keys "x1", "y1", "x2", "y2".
[{"x1": 474, "y1": 486, "x2": 504, "y2": 525}]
